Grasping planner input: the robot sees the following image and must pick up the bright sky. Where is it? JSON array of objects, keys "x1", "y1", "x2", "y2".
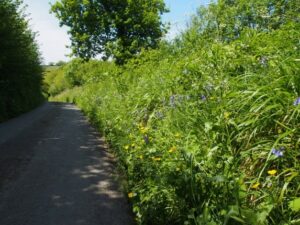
[{"x1": 23, "y1": 0, "x2": 211, "y2": 64}]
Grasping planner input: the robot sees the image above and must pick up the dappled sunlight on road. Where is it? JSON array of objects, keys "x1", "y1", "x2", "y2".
[{"x1": 0, "y1": 102, "x2": 133, "y2": 225}]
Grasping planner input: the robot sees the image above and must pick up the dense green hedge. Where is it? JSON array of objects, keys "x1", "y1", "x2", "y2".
[
  {"x1": 46, "y1": 0, "x2": 300, "y2": 224},
  {"x1": 0, "y1": 0, "x2": 43, "y2": 121}
]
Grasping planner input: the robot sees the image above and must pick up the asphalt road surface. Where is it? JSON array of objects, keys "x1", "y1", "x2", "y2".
[{"x1": 0, "y1": 102, "x2": 133, "y2": 225}]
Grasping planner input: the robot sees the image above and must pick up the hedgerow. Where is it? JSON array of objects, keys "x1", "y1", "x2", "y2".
[
  {"x1": 0, "y1": 0, "x2": 44, "y2": 121},
  {"x1": 46, "y1": 0, "x2": 300, "y2": 224}
]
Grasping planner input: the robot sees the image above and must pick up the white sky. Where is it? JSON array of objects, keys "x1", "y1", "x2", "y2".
[{"x1": 23, "y1": 0, "x2": 211, "y2": 64}]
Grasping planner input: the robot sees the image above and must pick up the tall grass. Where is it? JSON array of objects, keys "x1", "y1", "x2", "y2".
[{"x1": 47, "y1": 13, "x2": 300, "y2": 225}]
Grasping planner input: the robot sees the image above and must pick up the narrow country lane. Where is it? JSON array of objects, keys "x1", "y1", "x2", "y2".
[{"x1": 0, "y1": 102, "x2": 133, "y2": 225}]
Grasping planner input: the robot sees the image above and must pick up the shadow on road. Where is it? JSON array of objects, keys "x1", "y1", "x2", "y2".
[{"x1": 0, "y1": 102, "x2": 133, "y2": 225}]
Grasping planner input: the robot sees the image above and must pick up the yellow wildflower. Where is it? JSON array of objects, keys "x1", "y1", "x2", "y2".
[
  {"x1": 152, "y1": 157, "x2": 161, "y2": 161},
  {"x1": 251, "y1": 182, "x2": 260, "y2": 189},
  {"x1": 168, "y1": 146, "x2": 177, "y2": 153},
  {"x1": 277, "y1": 129, "x2": 282, "y2": 134},
  {"x1": 128, "y1": 192, "x2": 136, "y2": 198},
  {"x1": 174, "y1": 133, "x2": 181, "y2": 138},
  {"x1": 124, "y1": 145, "x2": 130, "y2": 150},
  {"x1": 224, "y1": 112, "x2": 231, "y2": 119},
  {"x1": 140, "y1": 127, "x2": 149, "y2": 134},
  {"x1": 267, "y1": 169, "x2": 277, "y2": 176}
]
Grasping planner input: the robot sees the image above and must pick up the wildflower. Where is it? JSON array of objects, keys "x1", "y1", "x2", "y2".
[
  {"x1": 174, "y1": 133, "x2": 181, "y2": 138},
  {"x1": 224, "y1": 112, "x2": 230, "y2": 119},
  {"x1": 155, "y1": 111, "x2": 164, "y2": 119},
  {"x1": 200, "y1": 95, "x2": 207, "y2": 101},
  {"x1": 138, "y1": 122, "x2": 149, "y2": 134},
  {"x1": 271, "y1": 148, "x2": 284, "y2": 157},
  {"x1": 251, "y1": 182, "x2": 260, "y2": 189},
  {"x1": 152, "y1": 157, "x2": 161, "y2": 161},
  {"x1": 277, "y1": 128, "x2": 282, "y2": 134},
  {"x1": 267, "y1": 169, "x2": 277, "y2": 176},
  {"x1": 169, "y1": 95, "x2": 176, "y2": 107},
  {"x1": 259, "y1": 56, "x2": 268, "y2": 66},
  {"x1": 124, "y1": 145, "x2": 130, "y2": 150},
  {"x1": 128, "y1": 192, "x2": 136, "y2": 198},
  {"x1": 140, "y1": 126, "x2": 149, "y2": 134},
  {"x1": 294, "y1": 97, "x2": 300, "y2": 106},
  {"x1": 168, "y1": 146, "x2": 177, "y2": 153},
  {"x1": 131, "y1": 143, "x2": 136, "y2": 148}
]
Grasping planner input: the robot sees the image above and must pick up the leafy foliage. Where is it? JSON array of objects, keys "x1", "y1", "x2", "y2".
[
  {"x1": 185, "y1": 0, "x2": 300, "y2": 43},
  {"x1": 0, "y1": 0, "x2": 43, "y2": 122},
  {"x1": 51, "y1": 0, "x2": 168, "y2": 64},
  {"x1": 43, "y1": 59, "x2": 117, "y2": 98},
  {"x1": 47, "y1": 0, "x2": 300, "y2": 224}
]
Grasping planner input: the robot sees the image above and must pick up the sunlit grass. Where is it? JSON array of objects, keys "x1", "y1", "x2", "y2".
[{"x1": 46, "y1": 21, "x2": 300, "y2": 225}]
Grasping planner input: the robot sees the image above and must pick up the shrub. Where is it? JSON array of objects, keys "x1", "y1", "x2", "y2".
[{"x1": 0, "y1": 0, "x2": 44, "y2": 121}]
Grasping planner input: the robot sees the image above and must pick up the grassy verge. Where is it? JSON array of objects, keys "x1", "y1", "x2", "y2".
[{"x1": 45, "y1": 9, "x2": 300, "y2": 225}]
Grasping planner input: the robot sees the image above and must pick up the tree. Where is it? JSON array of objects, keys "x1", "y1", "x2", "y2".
[
  {"x1": 56, "y1": 60, "x2": 66, "y2": 66},
  {"x1": 51, "y1": 0, "x2": 168, "y2": 64},
  {"x1": 184, "y1": 0, "x2": 300, "y2": 44},
  {"x1": 0, "y1": 0, "x2": 43, "y2": 121}
]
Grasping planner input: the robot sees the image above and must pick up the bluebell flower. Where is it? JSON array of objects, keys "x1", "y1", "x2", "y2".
[
  {"x1": 169, "y1": 95, "x2": 176, "y2": 107},
  {"x1": 294, "y1": 97, "x2": 300, "y2": 106},
  {"x1": 259, "y1": 56, "x2": 268, "y2": 67},
  {"x1": 155, "y1": 111, "x2": 164, "y2": 119},
  {"x1": 200, "y1": 95, "x2": 207, "y2": 101},
  {"x1": 271, "y1": 148, "x2": 284, "y2": 157}
]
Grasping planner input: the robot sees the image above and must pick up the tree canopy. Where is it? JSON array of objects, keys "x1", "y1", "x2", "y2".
[
  {"x1": 51, "y1": 0, "x2": 168, "y2": 64},
  {"x1": 185, "y1": 0, "x2": 300, "y2": 43},
  {"x1": 0, "y1": 0, "x2": 43, "y2": 121}
]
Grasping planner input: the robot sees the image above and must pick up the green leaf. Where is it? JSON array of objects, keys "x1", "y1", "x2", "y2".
[
  {"x1": 204, "y1": 122, "x2": 213, "y2": 133},
  {"x1": 289, "y1": 198, "x2": 300, "y2": 212}
]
